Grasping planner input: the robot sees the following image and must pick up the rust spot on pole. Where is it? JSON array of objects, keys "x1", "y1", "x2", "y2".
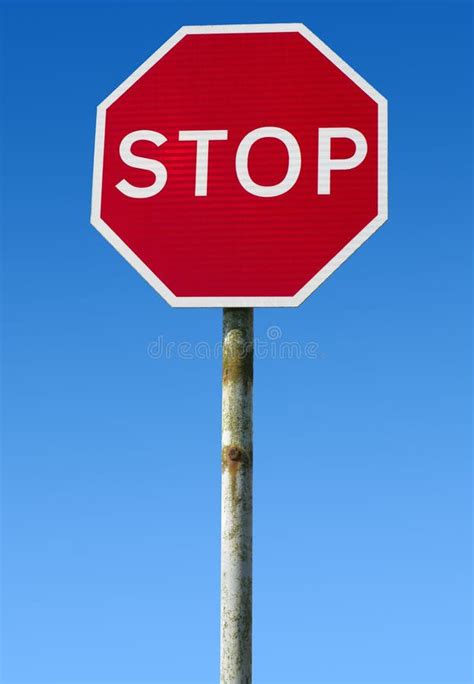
[
  {"x1": 222, "y1": 346, "x2": 253, "y2": 387},
  {"x1": 223, "y1": 445, "x2": 251, "y2": 466}
]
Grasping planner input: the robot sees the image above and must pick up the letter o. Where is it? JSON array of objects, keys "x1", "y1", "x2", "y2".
[{"x1": 235, "y1": 127, "x2": 301, "y2": 197}]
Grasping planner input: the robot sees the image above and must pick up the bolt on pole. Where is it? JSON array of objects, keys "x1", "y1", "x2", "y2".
[{"x1": 220, "y1": 307, "x2": 254, "y2": 684}]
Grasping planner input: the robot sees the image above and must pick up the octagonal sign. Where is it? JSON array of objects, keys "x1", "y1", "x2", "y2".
[{"x1": 91, "y1": 24, "x2": 387, "y2": 307}]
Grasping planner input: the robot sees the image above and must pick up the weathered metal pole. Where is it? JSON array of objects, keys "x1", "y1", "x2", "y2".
[{"x1": 220, "y1": 308, "x2": 253, "y2": 684}]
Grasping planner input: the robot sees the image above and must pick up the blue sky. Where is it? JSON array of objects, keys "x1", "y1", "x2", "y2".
[{"x1": 1, "y1": 2, "x2": 472, "y2": 684}]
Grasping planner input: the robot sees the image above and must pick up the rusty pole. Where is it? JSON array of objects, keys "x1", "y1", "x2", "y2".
[{"x1": 220, "y1": 307, "x2": 253, "y2": 684}]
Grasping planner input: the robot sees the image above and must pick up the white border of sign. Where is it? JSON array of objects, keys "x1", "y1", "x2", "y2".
[{"x1": 91, "y1": 23, "x2": 388, "y2": 308}]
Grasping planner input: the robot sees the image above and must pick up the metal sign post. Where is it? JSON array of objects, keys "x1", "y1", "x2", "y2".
[{"x1": 220, "y1": 308, "x2": 253, "y2": 683}]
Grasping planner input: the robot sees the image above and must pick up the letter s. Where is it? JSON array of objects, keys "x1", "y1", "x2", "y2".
[{"x1": 116, "y1": 130, "x2": 167, "y2": 198}]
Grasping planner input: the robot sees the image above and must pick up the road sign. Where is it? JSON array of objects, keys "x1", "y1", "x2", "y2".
[
  {"x1": 91, "y1": 23, "x2": 388, "y2": 684},
  {"x1": 91, "y1": 24, "x2": 387, "y2": 307}
]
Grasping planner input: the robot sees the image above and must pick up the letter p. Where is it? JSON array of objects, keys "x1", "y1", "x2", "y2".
[{"x1": 318, "y1": 127, "x2": 368, "y2": 195}]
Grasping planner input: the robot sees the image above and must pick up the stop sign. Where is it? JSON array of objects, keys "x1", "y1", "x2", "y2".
[{"x1": 91, "y1": 24, "x2": 387, "y2": 307}]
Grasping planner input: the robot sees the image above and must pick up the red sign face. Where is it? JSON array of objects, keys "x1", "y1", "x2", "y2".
[{"x1": 92, "y1": 24, "x2": 387, "y2": 307}]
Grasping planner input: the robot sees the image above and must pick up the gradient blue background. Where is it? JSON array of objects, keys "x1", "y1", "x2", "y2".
[{"x1": 1, "y1": 2, "x2": 472, "y2": 683}]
